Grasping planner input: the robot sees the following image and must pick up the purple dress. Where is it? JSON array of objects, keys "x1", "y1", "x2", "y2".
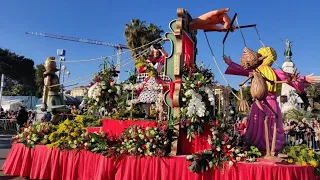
[{"x1": 225, "y1": 62, "x2": 305, "y2": 152}]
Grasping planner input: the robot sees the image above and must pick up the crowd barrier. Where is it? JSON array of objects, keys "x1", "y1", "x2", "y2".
[
  {"x1": 285, "y1": 134, "x2": 320, "y2": 150},
  {"x1": 0, "y1": 119, "x2": 17, "y2": 131}
]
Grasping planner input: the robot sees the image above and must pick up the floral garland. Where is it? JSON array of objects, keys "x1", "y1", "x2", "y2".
[
  {"x1": 179, "y1": 71, "x2": 216, "y2": 139},
  {"x1": 87, "y1": 68, "x2": 120, "y2": 116},
  {"x1": 186, "y1": 119, "x2": 262, "y2": 173},
  {"x1": 120, "y1": 124, "x2": 172, "y2": 156},
  {"x1": 13, "y1": 123, "x2": 56, "y2": 148},
  {"x1": 282, "y1": 145, "x2": 320, "y2": 169}
]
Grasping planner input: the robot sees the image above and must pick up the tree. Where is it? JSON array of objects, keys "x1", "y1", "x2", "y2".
[
  {"x1": 0, "y1": 48, "x2": 36, "y2": 96},
  {"x1": 283, "y1": 109, "x2": 305, "y2": 122},
  {"x1": 124, "y1": 19, "x2": 164, "y2": 60},
  {"x1": 306, "y1": 85, "x2": 320, "y2": 108},
  {"x1": 35, "y1": 64, "x2": 45, "y2": 97}
]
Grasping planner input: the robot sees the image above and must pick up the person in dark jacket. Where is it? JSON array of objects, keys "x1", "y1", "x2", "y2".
[{"x1": 16, "y1": 106, "x2": 28, "y2": 128}]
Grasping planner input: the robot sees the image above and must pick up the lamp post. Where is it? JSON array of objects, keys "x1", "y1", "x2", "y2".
[{"x1": 61, "y1": 65, "x2": 67, "y2": 83}]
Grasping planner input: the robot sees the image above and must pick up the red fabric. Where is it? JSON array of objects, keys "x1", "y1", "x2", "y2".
[
  {"x1": 177, "y1": 125, "x2": 212, "y2": 154},
  {"x1": 87, "y1": 127, "x2": 102, "y2": 133},
  {"x1": 3, "y1": 144, "x2": 320, "y2": 180},
  {"x1": 182, "y1": 31, "x2": 194, "y2": 68},
  {"x1": 101, "y1": 119, "x2": 163, "y2": 137},
  {"x1": 239, "y1": 123, "x2": 247, "y2": 136}
]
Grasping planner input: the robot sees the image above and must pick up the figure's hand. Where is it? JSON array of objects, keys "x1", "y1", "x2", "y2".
[
  {"x1": 287, "y1": 69, "x2": 300, "y2": 82},
  {"x1": 193, "y1": 8, "x2": 236, "y2": 32},
  {"x1": 223, "y1": 55, "x2": 232, "y2": 65},
  {"x1": 239, "y1": 99, "x2": 249, "y2": 112},
  {"x1": 305, "y1": 73, "x2": 320, "y2": 84}
]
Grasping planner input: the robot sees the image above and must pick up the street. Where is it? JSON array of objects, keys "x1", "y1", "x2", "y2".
[{"x1": 0, "y1": 135, "x2": 24, "y2": 180}]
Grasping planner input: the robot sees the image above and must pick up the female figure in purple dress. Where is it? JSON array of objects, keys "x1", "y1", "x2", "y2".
[{"x1": 223, "y1": 47, "x2": 320, "y2": 152}]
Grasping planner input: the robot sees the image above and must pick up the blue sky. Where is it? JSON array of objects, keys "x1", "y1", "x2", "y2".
[{"x1": 0, "y1": 0, "x2": 319, "y2": 89}]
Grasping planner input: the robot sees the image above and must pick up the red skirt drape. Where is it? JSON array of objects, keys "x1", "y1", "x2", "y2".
[{"x1": 3, "y1": 144, "x2": 320, "y2": 180}]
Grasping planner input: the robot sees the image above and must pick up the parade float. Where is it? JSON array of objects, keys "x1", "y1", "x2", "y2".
[{"x1": 2, "y1": 8, "x2": 320, "y2": 180}]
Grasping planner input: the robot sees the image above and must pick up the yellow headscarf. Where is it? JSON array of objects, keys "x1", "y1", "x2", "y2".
[{"x1": 257, "y1": 47, "x2": 278, "y2": 93}]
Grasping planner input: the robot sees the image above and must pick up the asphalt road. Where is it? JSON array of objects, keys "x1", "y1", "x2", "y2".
[{"x1": 0, "y1": 135, "x2": 25, "y2": 180}]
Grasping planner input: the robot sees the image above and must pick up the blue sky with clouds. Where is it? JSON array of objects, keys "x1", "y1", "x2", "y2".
[{"x1": 0, "y1": 0, "x2": 319, "y2": 88}]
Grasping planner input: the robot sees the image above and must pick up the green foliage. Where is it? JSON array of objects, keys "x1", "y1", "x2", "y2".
[
  {"x1": 306, "y1": 85, "x2": 320, "y2": 109},
  {"x1": 35, "y1": 64, "x2": 45, "y2": 97},
  {"x1": 283, "y1": 109, "x2": 306, "y2": 122},
  {"x1": 0, "y1": 48, "x2": 36, "y2": 95}
]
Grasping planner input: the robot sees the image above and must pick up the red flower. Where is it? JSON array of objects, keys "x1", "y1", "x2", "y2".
[
  {"x1": 142, "y1": 145, "x2": 147, "y2": 150},
  {"x1": 197, "y1": 82, "x2": 201, "y2": 88},
  {"x1": 38, "y1": 131, "x2": 44, "y2": 135},
  {"x1": 108, "y1": 149, "x2": 113, "y2": 153},
  {"x1": 223, "y1": 136, "x2": 229, "y2": 142},
  {"x1": 212, "y1": 120, "x2": 219, "y2": 127},
  {"x1": 186, "y1": 120, "x2": 191, "y2": 125}
]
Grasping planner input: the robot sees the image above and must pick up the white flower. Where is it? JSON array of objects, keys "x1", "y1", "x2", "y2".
[
  {"x1": 229, "y1": 161, "x2": 233, "y2": 166},
  {"x1": 227, "y1": 145, "x2": 231, "y2": 149},
  {"x1": 152, "y1": 145, "x2": 156, "y2": 148},
  {"x1": 186, "y1": 155, "x2": 193, "y2": 160},
  {"x1": 221, "y1": 141, "x2": 225, "y2": 145},
  {"x1": 108, "y1": 89, "x2": 112, "y2": 93},
  {"x1": 84, "y1": 143, "x2": 88, "y2": 146},
  {"x1": 216, "y1": 146, "x2": 221, "y2": 152},
  {"x1": 236, "y1": 157, "x2": 241, "y2": 161},
  {"x1": 182, "y1": 98, "x2": 187, "y2": 102}
]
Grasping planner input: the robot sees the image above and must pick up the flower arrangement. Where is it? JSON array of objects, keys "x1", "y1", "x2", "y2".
[
  {"x1": 85, "y1": 131, "x2": 120, "y2": 157},
  {"x1": 135, "y1": 59, "x2": 158, "y2": 77},
  {"x1": 120, "y1": 124, "x2": 172, "y2": 156},
  {"x1": 186, "y1": 120, "x2": 261, "y2": 173},
  {"x1": 187, "y1": 145, "x2": 261, "y2": 173},
  {"x1": 12, "y1": 123, "x2": 56, "y2": 148},
  {"x1": 179, "y1": 64, "x2": 217, "y2": 139},
  {"x1": 282, "y1": 145, "x2": 320, "y2": 168},
  {"x1": 87, "y1": 68, "x2": 120, "y2": 116},
  {"x1": 47, "y1": 117, "x2": 88, "y2": 150}
]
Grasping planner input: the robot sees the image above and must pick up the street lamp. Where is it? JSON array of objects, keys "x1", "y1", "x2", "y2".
[
  {"x1": 61, "y1": 65, "x2": 67, "y2": 83},
  {"x1": 66, "y1": 71, "x2": 70, "y2": 77}
]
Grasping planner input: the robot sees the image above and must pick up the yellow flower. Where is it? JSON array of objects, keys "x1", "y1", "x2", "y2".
[
  {"x1": 309, "y1": 160, "x2": 318, "y2": 167},
  {"x1": 301, "y1": 161, "x2": 307, "y2": 166},
  {"x1": 308, "y1": 150, "x2": 314, "y2": 157},
  {"x1": 287, "y1": 159, "x2": 294, "y2": 163}
]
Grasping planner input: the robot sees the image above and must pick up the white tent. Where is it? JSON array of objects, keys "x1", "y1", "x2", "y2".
[{"x1": 1, "y1": 96, "x2": 38, "y2": 111}]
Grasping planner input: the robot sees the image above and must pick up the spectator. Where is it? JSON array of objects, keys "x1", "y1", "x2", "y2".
[
  {"x1": 42, "y1": 111, "x2": 52, "y2": 122},
  {"x1": 16, "y1": 106, "x2": 28, "y2": 129}
]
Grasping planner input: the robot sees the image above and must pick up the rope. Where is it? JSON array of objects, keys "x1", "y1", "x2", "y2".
[
  {"x1": 48, "y1": 47, "x2": 152, "y2": 88},
  {"x1": 204, "y1": 32, "x2": 240, "y2": 101},
  {"x1": 254, "y1": 27, "x2": 265, "y2": 47},
  {"x1": 235, "y1": 16, "x2": 247, "y2": 47},
  {"x1": 253, "y1": 27, "x2": 286, "y2": 72},
  {"x1": 50, "y1": 38, "x2": 164, "y2": 63}
]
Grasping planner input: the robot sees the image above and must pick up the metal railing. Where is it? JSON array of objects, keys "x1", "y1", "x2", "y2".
[
  {"x1": 285, "y1": 134, "x2": 320, "y2": 150},
  {"x1": 0, "y1": 119, "x2": 17, "y2": 131}
]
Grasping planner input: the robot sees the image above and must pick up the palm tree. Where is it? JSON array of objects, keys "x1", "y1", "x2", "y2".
[
  {"x1": 124, "y1": 19, "x2": 164, "y2": 60},
  {"x1": 283, "y1": 109, "x2": 305, "y2": 122}
]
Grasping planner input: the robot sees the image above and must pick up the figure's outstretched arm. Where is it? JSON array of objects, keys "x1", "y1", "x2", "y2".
[
  {"x1": 223, "y1": 56, "x2": 252, "y2": 77},
  {"x1": 274, "y1": 69, "x2": 320, "y2": 92}
]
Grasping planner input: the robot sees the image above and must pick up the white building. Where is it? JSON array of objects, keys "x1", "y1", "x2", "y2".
[{"x1": 70, "y1": 86, "x2": 88, "y2": 100}]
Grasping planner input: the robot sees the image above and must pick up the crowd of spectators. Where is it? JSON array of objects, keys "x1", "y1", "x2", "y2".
[{"x1": 283, "y1": 119, "x2": 320, "y2": 150}]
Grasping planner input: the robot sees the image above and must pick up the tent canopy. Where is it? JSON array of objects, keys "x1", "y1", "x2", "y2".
[{"x1": 1, "y1": 96, "x2": 38, "y2": 111}]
